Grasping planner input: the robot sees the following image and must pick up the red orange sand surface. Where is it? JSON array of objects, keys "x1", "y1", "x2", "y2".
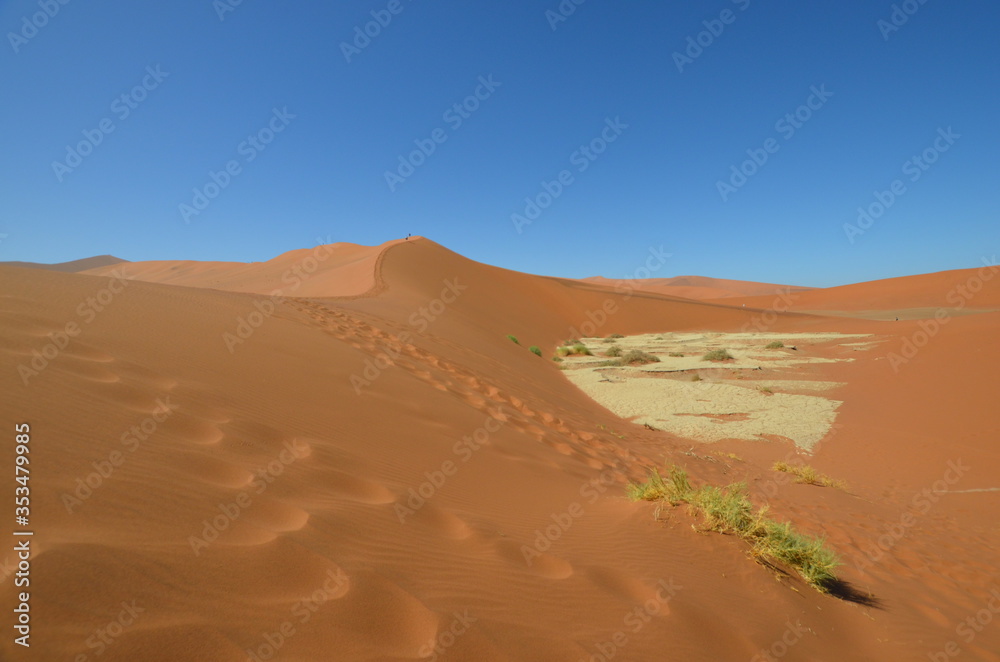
[{"x1": 1, "y1": 238, "x2": 998, "y2": 661}]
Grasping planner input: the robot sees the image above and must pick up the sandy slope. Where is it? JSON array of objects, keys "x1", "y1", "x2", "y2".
[
  {"x1": 718, "y1": 264, "x2": 1000, "y2": 312},
  {"x1": 81, "y1": 240, "x2": 402, "y2": 298},
  {"x1": 1, "y1": 239, "x2": 998, "y2": 661},
  {"x1": 0, "y1": 255, "x2": 127, "y2": 273},
  {"x1": 583, "y1": 275, "x2": 812, "y2": 301}
]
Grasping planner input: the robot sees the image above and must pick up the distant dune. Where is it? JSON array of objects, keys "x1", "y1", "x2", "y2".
[
  {"x1": 81, "y1": 241, "x2": 398, "y2": 298},
  {"x1": 0, "y1": 254, "x2": 127, "y2": 273},
  {"x1": 583, "y1": 275, "x2": 812, "y2": 300},
  {"x1": 2, "y1": 237, "x2": 998, "y2": 661},
  {"x1": 718, "y1": 266, "x2": 1000, "y2": 313}
]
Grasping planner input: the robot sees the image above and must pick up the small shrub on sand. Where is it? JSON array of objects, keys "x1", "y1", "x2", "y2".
[
  {"x1": 765, "y1": 341, "x2": 785, "y2": 349},
  {"x1": 606, "y1": 345, "x2": 624, "y2": 357},
  {"x1": 608, "y1": 333, "x2": 625, "y2": 339},
  {"x1": 773, "y1": 462, "x2": 846, "y2": 489},
  {"x1": 759, "y1": 387, "x2": 774, "y2": 395},
  {"x1": 668, "y1": 352, "x2": 684, "y2": 358},
  {"x1": 529, "y1": 346, "x2": 542, "y2": 357},
  {"x1": 556, "y1": 346, "x2": 571, "y2": 357},
  {"x1": 552, "y1": 356, "x2": 564, "y2": 363},
  {"x1": 628, "y1": 466, "x2": 840, "y2": 592},
  {"x1": 506, "y1": 335, "x2": 519, "y2": 344},
  {"x1": 702, "y1": 349, "x2": 734, "y2": 362},
  {"x1": 571, "y1": 344, "x2": 592, "y2": 356},
  {"x1": 620, "y1": 350, "x2": 660, "y2": 366},
  {"x1": 564, "y1": 338, "x2": 581, "y2": 346}
]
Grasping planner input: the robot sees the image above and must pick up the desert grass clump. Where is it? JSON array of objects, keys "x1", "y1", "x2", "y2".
[
  {"x1": 608, "y1": 333, "x2": 625, "y2": 339},
  {"x1": 552, "y1": 356, "x2": 564, "y2": 363},
  {"x1": 702, "y1": 349, "x2": 734, "y2": 362},
  {"x1": 765, "y1": 341, "x2": 785, "y2": 349},
  {"x1": 506, "y1": 334, "x2": 519, "y2": 345},
  {"x1": 691, "y1": 374, "x2": 702, "y2": 382},
  {"x1": 564, "y1": 338, "x2": 581, "y2": 346},
  {"x1": 556, "y1": 346, "x2": 571, "y2": 357},
  {"x1": 606, "y1": 345, "x2": 624, "y2": 357},
  {"x1": 627, "y1": 466, "x2": 841, "y2": 592},
  {"x1": 668, "y1": 352, "x2": 684, "y2": 358},
  {"x1": 529, "y1": 346, "x2": 542, "y2": 357},
  {"x1": 759, "y1": 387, "x2": 774, "y2": 395},
  {"x1": 620, "y1": 350, "x2": 660, "y2": 366},
  {"x1": 571, "y1": 343, "x2": 592, "y2": 356},
  {"x1": 773, "y1": 462, "x2": 846, "y2": 489}
]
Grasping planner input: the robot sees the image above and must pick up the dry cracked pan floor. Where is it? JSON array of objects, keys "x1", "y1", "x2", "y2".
[{"x1": 561, "y1": 331, "x2": 879, "y2": 451}]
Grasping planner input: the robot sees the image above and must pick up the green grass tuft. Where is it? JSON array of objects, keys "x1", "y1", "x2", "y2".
[
  {"x1": 702, "y1": 349, "x2": 734, "y2": 362},
  {"x1": 773, "y1": 462, "x2": 846, "y2": 489},
  {"x1": 506, "y1": 335, "x2": 519, "y2": 345},
  {"x1": 529, "y1": 346, "x2": 542, "y2": 357},
  {"x1": 765, "y1": 341, "x2": 785, "y2": 349},
  {"x1": 606, "y1": 345, "x2": 623, "y2": 357},
  {"x1": 627, "y1": 466, "x2": 841, "y2": 592},
  {"x1": 620, "y1": 350, "x2": 660, "y2": 365},
  {"x1": 571, "y1": 344, "x2": 592, "y2": 356},
  {"x1": 668, "y1": 352, "x2": 684, "y2": 357}
]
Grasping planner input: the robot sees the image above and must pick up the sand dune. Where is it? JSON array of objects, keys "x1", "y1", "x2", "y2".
[
  {"x1": 0, "y1": 254, "x2": 127, "y2": 273},
  {"x1": 2, "y1": 238, "x2": 998, "y2": 661},
  {"x1": 719, "y1": 264, "x2": 1000, "y2": 313},
  {"x1": 584, "y1": 275, "x2": 813, "y2": 300},
  {"x1": 81, "y1": 240, "x2": 402, "y2": 298}
]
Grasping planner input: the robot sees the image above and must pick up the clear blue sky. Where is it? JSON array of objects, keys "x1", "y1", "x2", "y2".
[{"x1": 2, "y1": 0, "x2": 997, "y2": 287}]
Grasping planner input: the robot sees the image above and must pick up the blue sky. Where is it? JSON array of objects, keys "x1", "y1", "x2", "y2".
[{"x1": 1, "y1": 0, "x2": 997, "y2": 287}]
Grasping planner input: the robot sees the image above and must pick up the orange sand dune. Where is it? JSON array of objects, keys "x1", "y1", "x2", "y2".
[
  {"x1": 2, "y1": 238, "x2": 998, "y2": 661},
  {"x1": 584, "y1": 275, "x2": 812, "y2": 300},
  {"x1": 718, "y1": 264, "x2": 1000, "y2": 312},
  {"x1": 81, "y1": 240, "x2": 408, "y2": 298},
  {"x1": 0, "y1": 254, "x2": 126, "y2": 273}
]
